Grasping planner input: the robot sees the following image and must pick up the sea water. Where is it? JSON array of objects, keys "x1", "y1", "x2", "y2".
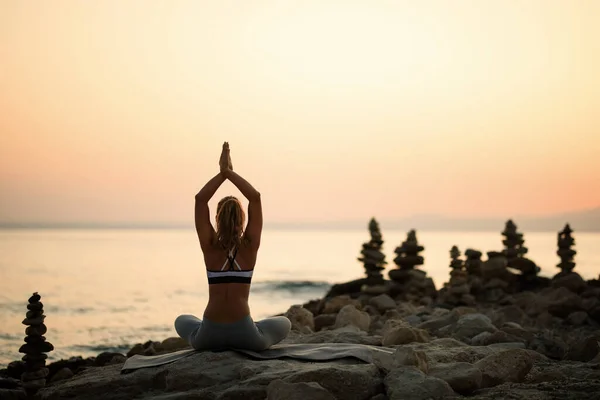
[{"x1": 1, "y1": 228, "x2": 599, "y2": 365}]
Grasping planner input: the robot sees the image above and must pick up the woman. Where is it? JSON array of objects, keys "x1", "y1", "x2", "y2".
[{"x1": 174, "y1": 142, "x2": 291, "y2": 351}]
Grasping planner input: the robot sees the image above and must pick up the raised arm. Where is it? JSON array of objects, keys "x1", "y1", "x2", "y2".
[
  {"x1": 194, "y1": 173, "x2": 226, "y2": 250},
  {"x1": 222, "y1": 168, "x2": 262, "y2": 249}
]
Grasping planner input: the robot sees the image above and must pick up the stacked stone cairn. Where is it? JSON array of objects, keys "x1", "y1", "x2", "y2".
[
  {"x1": 388, "y1": 230, "x2": 436, "y2": 302},
  {"x1": 358, "y1": 218, "x2": 388, "y2": 294},
  {"x1": 478, "y1": 251, "x2": 513, "y2": 302},
  {"x1": 20, "y1": 292, "x2": 54, "y2": 397},
  {"x1": 556, "y1": 224, "x2": 576, "y2": 275},
  {"x1": 449, "y1": 246, "x2": 463, "y2": 270},
  {"x1": 501, "y1": 219, "x2": 528, "y2": 260},
  {"x1": 441, "y1": 246, "x2": 475, "y2": 306},
  {"x1": 464, "y1": 248, "x2": 484, "y2": 294},
  {"x1": 324, "y1": 218, "x2": 388, "y2": 297},
  {"x1": 501, "y1": 220, "x2": 545, "y2": 290},
  {"x1": 464, "y1": 249, "x2": 483, "y2": 277},
  {"x1": 552, "y1": 224, "x2": 586, "y2": 293}
]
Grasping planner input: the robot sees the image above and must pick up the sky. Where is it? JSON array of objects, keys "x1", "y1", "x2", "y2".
[{"x1": 1, "y1": 0, "x2": 599, "y2": 225}]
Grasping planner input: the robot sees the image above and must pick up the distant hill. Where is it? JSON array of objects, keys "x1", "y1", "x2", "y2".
[{"x1": 378, "y1": 207, "x2": 600, "y2": 232}]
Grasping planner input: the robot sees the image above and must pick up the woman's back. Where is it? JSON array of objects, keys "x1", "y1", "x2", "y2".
[{"x1": 203, "y1": 240, "x2": 256, "y2": 322}]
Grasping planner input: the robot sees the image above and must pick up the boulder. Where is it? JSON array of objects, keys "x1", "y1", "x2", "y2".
[
  {"x1": 382, "y1": 326, "x2": 429, "y2": 346},
  {"x1": 552, "y1": 272, "x2": 587, "y2": 293},
  {"x1": 95, "y1": 352, "x2": 126, "y2": 367},
  {"x1": 391, "y1": 347, "x2": 428, "y2": 373},
  {"x1": 546, "y1": 288, "x2": 583, "y2": 318},
  {"x1": 428, "y1": 361, "x2": 482, "y2": 394},
  {"x1": 474, "y1": 349, "x2": 534, "y2": 388},
  {"x1": 322, "y1": 295, "x2": 361, "y2": 314},
  {"x1": 313, "y1": 314, "x2": 337, "y2": 332},
  {"x1": 491, "y1": 305, "x2": 528, "y2": 326},
  {"x1": 160, "y1": 337, "x2": 190, "y2": 353},
  {"x1": 48, "y1": 368, "x2": 74, "y2": 383},
  {"x1": 290, "y1": 328, "x2": 382, "y2": 346},
  {"x1": 369, "y1": 294, "x2": 396, "y2": 312},
  {"x1": 384, "y1": 367, "x2": 455, "y2": 400},
  {"x1": 0, "y1": 389, "x2": 26, "y2": 400},
  {"x1": 528, "y1": 333, "x2": 567, "y2": 360},
  {"x1": 566, "y1": 311, "x2": 588, "y2": 326},
  {"x1": 0, "y1": 378, "x2": 21, "y2": 390},
  {"x1": 126, "y1": 343, "x2": 144, "y2": 358},
  {"x1": 400, "y1": 339, "x2": 497, "y2": 365},
  {"x1": 285, "y1": 305, "x2": 315, "y2": 333},
  {"x1": 565, "y1": 334, "x2": 600, "y2": 362},
  {"x1": 451, "y1": 313, "x2": 498, "y2": 340},
  {"x1": 416, "y1": 313, "x2": 456, "y2": 334},
  {"x1": 40, "y1": 350, "x2": 382, "y2": 400},
  {"x1": 266, "y1": 379, "x2": 336, "y2": 400},
  {"x1": 403, "y1": 314, "x2": 422, "y2": 327},
  {"x1": 334, "y1": 305, "x2": 371, "y2": 332},
  {"x1": 471, "y1": 330, "x2": 525, "y2": 346},
  {"x1": 283, "y1": 364, "x2": 382, "y2": 400}
]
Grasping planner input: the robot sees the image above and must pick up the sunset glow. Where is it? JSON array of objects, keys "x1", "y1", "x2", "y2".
[{"x1": 1, "y1": 1, "x2": 599, "y2": 225}]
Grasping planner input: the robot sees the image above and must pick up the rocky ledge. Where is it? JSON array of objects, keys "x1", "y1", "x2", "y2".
[{"x1": 3, "y1": 286, "x2": 600, "y2": 400}]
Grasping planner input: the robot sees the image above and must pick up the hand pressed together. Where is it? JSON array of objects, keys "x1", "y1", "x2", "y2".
[{"x1": 219, "y1": 141, "x2": 233, "y2": 173}]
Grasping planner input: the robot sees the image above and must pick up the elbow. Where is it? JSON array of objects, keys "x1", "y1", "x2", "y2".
[
  {"x1": 195, "y1": 192, "x2": 209, "y2": 203},
  {"x1": 249, "y1": 191, "x2": 261, "y2": 202}
]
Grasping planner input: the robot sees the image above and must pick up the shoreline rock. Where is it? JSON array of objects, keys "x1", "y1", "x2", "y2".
[{"x1": 1, "y1": 283, "x2": 597, "y2": 399}]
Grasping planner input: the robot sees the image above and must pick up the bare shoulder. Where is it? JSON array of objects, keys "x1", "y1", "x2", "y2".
[
  {"x1": 202, "y1": 240, "x2": 222, "y2": 261},
  {"x1": 237, "y1": 239, "x2": 258, "y2": 268}
]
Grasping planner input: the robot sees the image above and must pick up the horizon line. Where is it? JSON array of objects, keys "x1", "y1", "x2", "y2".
[{"x1": 0, "y1": 205, "x2": 598, "y2": 231}]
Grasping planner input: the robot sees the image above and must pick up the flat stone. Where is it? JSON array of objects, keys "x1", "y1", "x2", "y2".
[
  {"x1": 19, "y1": 342, "x2": 53, "y2": 354},
  {"x1": 24, "y1": 335, "x2": 47, "y2": 345},
  {"x1": 21, "y1": 353, "x2": 47, "y2": 362},
  {"x1": 22, "y1": 315, "x2": 46, "y2": 325},
  {"x1": 25, "y1": 324, "x2": 47, "y2": 336},
  {"x1": 25, "y1": 310, "x2": 43, "y2": 319},
  {"x1": 26, "y1": 302, "x2": 43, "y2": 311}
]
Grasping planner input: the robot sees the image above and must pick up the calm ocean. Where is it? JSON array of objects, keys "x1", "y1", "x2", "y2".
[{"x1": 1, "y1": 228, "x2": 599, "y2": 365}]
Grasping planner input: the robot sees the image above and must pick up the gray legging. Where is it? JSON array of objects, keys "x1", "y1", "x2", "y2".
[{"x1": 174, "y1": 314, "x2": 291, "y2": 351}]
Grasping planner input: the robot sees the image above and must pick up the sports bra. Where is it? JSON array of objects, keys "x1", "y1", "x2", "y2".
[{"x1": 206, "y1": 247, "x2": 253, "y2": 285}]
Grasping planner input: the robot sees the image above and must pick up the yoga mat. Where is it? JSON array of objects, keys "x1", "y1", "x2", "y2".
[{"x1": 121, "y1": 343, "x2": 394, "y2": 373}]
